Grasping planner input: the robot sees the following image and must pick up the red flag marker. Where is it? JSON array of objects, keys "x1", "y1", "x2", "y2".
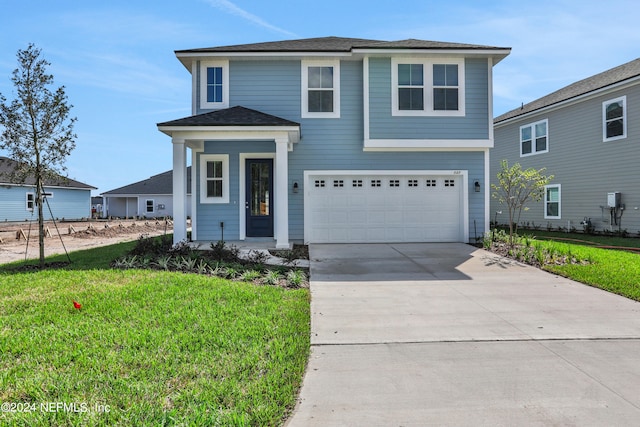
[{"x1": 73, "y1": 300, "x2": 82, "y2": 310}]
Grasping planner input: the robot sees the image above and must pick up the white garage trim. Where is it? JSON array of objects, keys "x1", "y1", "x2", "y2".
[{"x1": 303, "y1": 170, "x2": 469, "y2": 243}]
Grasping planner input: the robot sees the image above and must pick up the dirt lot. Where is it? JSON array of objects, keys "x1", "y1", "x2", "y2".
[{"x1": 0, "y1": 219, "x2": 173, "y2": 265}]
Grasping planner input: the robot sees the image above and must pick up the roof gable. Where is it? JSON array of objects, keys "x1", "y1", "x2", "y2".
[
  {"x1": 496, "y1": 58, "x2": 640, "y2": 123},
  {"x1": 0, "y1": 157, "x2": 96, "y2": 189}
]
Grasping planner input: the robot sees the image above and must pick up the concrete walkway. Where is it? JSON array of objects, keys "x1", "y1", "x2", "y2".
[{"x1": 286, "y1": 243, "x2": 640, "y2": 426}]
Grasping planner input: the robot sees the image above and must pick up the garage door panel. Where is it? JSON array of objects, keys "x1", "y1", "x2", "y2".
[{"x1": 307, "y1": 173, "x2": 463, "y2": 243}]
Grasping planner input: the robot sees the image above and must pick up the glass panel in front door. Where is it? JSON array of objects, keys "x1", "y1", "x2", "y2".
[{"x1": 250, "y1": 163, "x2": 270, "y2": 216}]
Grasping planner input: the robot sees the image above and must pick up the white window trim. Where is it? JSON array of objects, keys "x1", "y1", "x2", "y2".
[
  {"x1": 199, "y1": 60, "x2": 229, "y2": 110},
  {"x1": 200, "y1": 154, "x2": 230, "y2": 204},
  {"x1": 520, "y1": 118, "x2": 549, "y2": 157},
  {"x1": 301, "y1": 59, "x2": 340, "y2": 119},
  {"x1": 602, "y1": 96, "x2": 627, "y2": 142},
  {"x1": 391, "y1": 57, "x2": 465, "y2": 117},
  {"x1": 26, "y1": 192, "x2": 34, "y2": 211},
  {"x1": 145, "y1": 199, "x2": 155, "y2": 214},
  {"x1": 544, "y1": 184, "x2": 561, "y2": 220}
]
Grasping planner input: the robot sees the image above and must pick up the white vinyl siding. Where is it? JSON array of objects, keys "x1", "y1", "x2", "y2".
[
  {"x1": 301, "y1": 59, "x2": 340, "y2": 118},
  {"x1": 520, "y1": 119, "x2": 548, "y2": 157},
  {"x1": 603, "y1": 96, "x2": 626, "y2": 142},
  {"x1": 544, "y1": 184, "x2": 561, "y2": 219},
  {"x1": 391, "y1": 58, "x2": 465, "y2": 117}
]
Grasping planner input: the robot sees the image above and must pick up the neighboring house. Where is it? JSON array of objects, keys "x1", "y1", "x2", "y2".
[
  {"x1": 0, "y1": 156, "x2": 96, "y2": 222},
  {"x1": 157, "y1": 36, "x2": 510, "y2": 247},
  {"x1": 102, "y1": 168, "x2": 192, "y2": 219},
  {"x1": 91, "y1": 196, "x2": 104, "y2": 218},
  {"x1": 492, "y1": 58, "x2": 640, "y2": 234}
]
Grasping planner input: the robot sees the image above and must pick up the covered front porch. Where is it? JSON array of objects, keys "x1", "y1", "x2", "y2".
[{"x1": 157, "y1": 106, "x2": 300, "y2": 249}]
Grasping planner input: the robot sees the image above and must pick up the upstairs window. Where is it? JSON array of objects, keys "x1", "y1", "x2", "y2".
[
  {"x1": 392, "y1": 58, "x2": 465, "y2": 116},
  {"x1": 433, "y1": 64, "x2": 459, "y2": 111},
  {"x1": 200, "y1": 154, "x2": 229, "y2": 204},
  {"x1": 200, "y1": 60, "x2": 229, "y2": 110},
  {"x1": 603, "y1": 96, "x2": 626, "y2": 141},
  {"x1": 302, "y1": 60, "x2": 340, "y2": 118},
  {"x1": 520, "y1": 119, "x2": 548, "y2": 157},
  {"x1": 398, "y1": 64, "x2": 424, "y2": 110}
]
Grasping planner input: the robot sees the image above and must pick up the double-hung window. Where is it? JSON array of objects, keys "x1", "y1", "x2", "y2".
[
  {"x1": 145, "y1": 199, "x2": 154, "y2": 214},
  {"x1": 200, "y1": 154, "x2": 229, "y2": 204},
  {"x1": 544, "y1": 184, "x2": 561, "y2": 219},
  {"x1": 392, "y1": 58, "x2": 465, "y2": 116},
  {"x1": 26, "y1": 192, "x2": 35, "y2": 211},
  {"x1": 200, "y1": 60, "x2": 229, "y2": 110},
  {"x1": 520, "y1": 119, "x2": 548, "y2": 156},
  {"x1": 302, "y1": 60, "x2": 340, "y2": 118},
  {"x1": 603, "y1": 96, "x2": 626, "y2": 141}
]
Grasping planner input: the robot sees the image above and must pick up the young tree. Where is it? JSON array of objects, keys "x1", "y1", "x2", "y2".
[
  {"x1": 491, "y1": 160, "x2": 553, "y2": 245},
  {"x1": 0, "y1": 44, "x2": 77, "y2": 267}
]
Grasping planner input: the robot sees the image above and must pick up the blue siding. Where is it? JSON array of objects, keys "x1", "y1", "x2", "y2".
[
  {"x1": 0, "y1": 186, "x2": 91, "y2": 222},
  {"x1": 196, "y1": 141, "x2": 275, "y2": 241},
  {"x1": 369, "y1": 58, "x2": 490, "y2": 140},
  {"x1": 193, "y1": 58, "x2": 489, "y2": 242}
]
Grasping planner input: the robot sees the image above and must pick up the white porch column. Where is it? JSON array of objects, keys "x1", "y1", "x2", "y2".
[
  {"x1": 275, "y1": 137, "x2": 290, "y2": 249},
  {"x1": 172, "y1": 138, "x2": 188, "y2": 244}
]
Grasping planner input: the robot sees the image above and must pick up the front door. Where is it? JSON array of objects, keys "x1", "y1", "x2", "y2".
[{"x1": 245, "y1": 159, "x2": 274, "y2": 237}]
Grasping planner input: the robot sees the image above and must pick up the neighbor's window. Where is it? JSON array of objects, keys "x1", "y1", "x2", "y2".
[
  {"x1": 544, "y1": 184, "x2": 561, "y2": 219},
  {"x1": 26, "y1": 192, "x2": 34, "y2": 211},
  {"x1": 200, "y1": 154, "x2": 229, "y2": 204},
  {"x1": 146, "y1": 199, "x2": 154, "y2": 213},
  {"x1": 520, "y1": 119, "x2": 548, "y2": 156},
  {"x1": 603, "y1": 96, "x2": 626, "y2": 141},
  {"x1": 200, "y1": 60, "x2": 229, "y2": 110},
  {"x1": 392, "y1": 58, "x2": 465, "y2": 116},
  {"x1": 302, "y1": 60, "x2": 340, "y2": 118}
]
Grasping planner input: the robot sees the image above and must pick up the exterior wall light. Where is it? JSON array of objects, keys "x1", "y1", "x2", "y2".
[
  {"x1": 474, "y1": 180, "x2": 481, "y2": 192},
  {"x1": 293, "y1": 182, "x2": 299, "y2": 193}
]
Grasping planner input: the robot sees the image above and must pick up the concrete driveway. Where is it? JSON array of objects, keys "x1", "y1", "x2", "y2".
[{"x1": 286, "y1": 243, "x2": 640, "y2": 426}]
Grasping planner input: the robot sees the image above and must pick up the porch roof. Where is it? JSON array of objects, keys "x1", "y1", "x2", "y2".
[{"x1": 157, "y1": 106, "x2": 299, "y2": 128}]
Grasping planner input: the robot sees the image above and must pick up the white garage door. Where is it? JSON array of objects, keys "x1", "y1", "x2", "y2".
[{"x1": 305, "y1": 172, "x2": 465, "y2": 243}]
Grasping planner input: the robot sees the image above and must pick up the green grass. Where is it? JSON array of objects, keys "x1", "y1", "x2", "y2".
[
  {"x1": 540, "y1": 241, "x2": 640, "y2": 301},
  {"x1": 489, "y1": 230, "x2": 640, "y2": 302},
  {"x1": 0, "y1": 243, "x2": 310, "y2": 426}
]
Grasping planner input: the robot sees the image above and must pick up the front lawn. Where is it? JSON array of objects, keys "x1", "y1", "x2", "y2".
[
  {"x1": 0, "y1": 243, "x2": 310, "y2": 426},
  {"x1": 485, "y1": 230, "x2": 640, "y2": 302}
]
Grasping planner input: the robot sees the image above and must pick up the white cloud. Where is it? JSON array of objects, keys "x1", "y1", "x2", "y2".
[{"x1": 201, "y1": 0, "x2": 296, "y2": 37}]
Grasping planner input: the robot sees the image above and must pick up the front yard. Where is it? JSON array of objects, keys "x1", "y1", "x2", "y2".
[
  {"x1": 485, "y1": 229, "x2": 640, "y2": 301},
  {"x1": 0, "y1": 241, "x2": 310, "y2": 426}
]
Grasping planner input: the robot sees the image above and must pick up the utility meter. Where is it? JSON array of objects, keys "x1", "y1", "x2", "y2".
[{"x1": 607, "y1": 192, "x2": 621, "y2": 208}]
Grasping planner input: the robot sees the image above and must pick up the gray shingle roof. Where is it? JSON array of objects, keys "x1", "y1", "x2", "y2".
[
  {"x1": 157, "y1": 106, "x2": 299, "y2": 127},
  {"x1": 0, "y1": 156, "x2": 96, "y2": 189},
  {"x1": 177, "y1": 36, "x2": 509, "y2": 54},
  {"x1": 496, "y1": 57, "x2": 640, "y2": 123},
  {"x1": 101, "y1": 167, "x2": 192, "y2": 196}
]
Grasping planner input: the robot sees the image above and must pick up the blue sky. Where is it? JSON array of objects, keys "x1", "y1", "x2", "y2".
[{"x1": 1, "y1": 0, "x2": 639, "y2": 194}]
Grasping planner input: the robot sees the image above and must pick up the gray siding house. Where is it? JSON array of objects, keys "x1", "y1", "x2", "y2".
[
  {"x1": 491, "y1": 58, "x2": 640, "y2": 234},
  {"x1": 0, "y1": 157, "x2": 95, "y2": 222},
  {"x1": 158, "y1": 37, "x2": 510, "y2": 247},
  {"x1": 102, "y1": 168, "x2": 192, "y2": 219}
]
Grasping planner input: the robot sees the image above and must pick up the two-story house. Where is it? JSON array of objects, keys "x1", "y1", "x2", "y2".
[
  {"x1": 158, "y1": 37, "x2": 510, "y2": 247},
  {"x1": 491, "y1": 58, "x2": 640, "y2": 234}
]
